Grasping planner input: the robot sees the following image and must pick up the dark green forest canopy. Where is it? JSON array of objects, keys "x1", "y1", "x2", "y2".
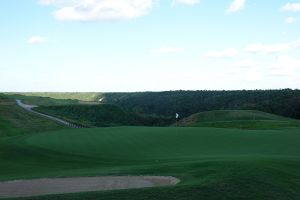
[
  {"x1": 34, "y1": 104, "x2": 172, "y2": 127},
  {"x1": 102, "y1": 89, "x2": 300, "y2": 119},
  {"x1": 7, "y1": 89, "x2": 300, "y2": 119}
]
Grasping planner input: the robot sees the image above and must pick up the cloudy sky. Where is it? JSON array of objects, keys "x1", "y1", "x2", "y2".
[{"x1": 0, "y1": 0, "x2": 300, "y2": 92}]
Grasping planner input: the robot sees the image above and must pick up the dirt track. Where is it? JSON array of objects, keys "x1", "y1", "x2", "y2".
[{"x1": 0, "y1": 176, "x2": 179, "y2": 198}]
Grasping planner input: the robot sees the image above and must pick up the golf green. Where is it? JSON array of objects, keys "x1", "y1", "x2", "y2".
[{"x1": 0, "y1": 126, "x2": 299, "y2": 199}]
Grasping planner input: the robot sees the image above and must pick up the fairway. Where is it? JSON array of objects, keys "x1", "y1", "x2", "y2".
[
  {"x1": 24, "y1": 127, "x2": 300, "y2": 160},
  {"x1": 0, "y1": 126, "x2": 299, "y2": 199}
]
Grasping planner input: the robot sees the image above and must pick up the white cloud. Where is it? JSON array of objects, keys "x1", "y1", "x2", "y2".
[
  {"x1": 245, "y1": 43, "x2": 291, "y2": 54},
  {"x1": 172, "y1": 0, "x2": 200, "y2": 6},
  {"x1": 227, "y1": 0, "x2": 245, "y2": 13},
  {"x1": 204, "y1": 48, "x2": 239, "y2": 58},
  {"x1": 233, "y1": 59, "x2": 257, "y2": 68},
  {"x1": 294, "y1": 38, "x2": 300, "y2": 48},
  {"x1": 39, "y1": 0, "x2": 154, "y2": 21},
  {"x1": 27, "y1": 36, "x2": 48, "y2": 44},
  {"x1": 244, "y1": 67, "x2": 262, "y2": 81},
  {"x1": 281, "y1": 2, "x2": 300, "y2": 12},
  {"x1": 245, "y1": 38, "x2": 300, "y2": 54},
  {"x1": 38, "y1": 0, "x2": 55, "y2": 5},
  {"x1": 38, "y1": 0, "x2": 81, "y2": 6},
  {"x1": 285, "y1": 17, "x2": 300, "y2": 24},
  {"x1": 268, "y1": 55, "x2": 300, "y2": 77},
  {"x1": 285, "y1": 17, "x2": 296, "y2": 24},
  {"x1": 151, "y1": 45, "x2": 184, "y2": 53}
]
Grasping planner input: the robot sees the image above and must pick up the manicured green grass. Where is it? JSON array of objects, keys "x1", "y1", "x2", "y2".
[
  {"x1": 0, "y1": 126, "x2": 299, "y2": 199},
  {"x1": 0, "y1": 97, "x2": 67, "y2": 137},
  {"x1": 179, "y1": 110, "x2": 300, "y2": 129}
]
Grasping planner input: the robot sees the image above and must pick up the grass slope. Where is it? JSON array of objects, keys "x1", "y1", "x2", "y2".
[
  {"x1": 178, "y1": 110, "x2": 300, "y2": 129},
  {"x1": 6, "y1": 94, "x2": 80, "y2": 106},
  {"x1": 5, "y1": 93, "x2": 101, "y2": 105},
  {"x1": 34, "y1": 104, "x2": 172, "y2": 127},
  {"x1": 20, "y1": 92, "x2": 101, "y2": 102},
  {"x1": 0, "y1": 95, "x2": 67, "y2": 137},
  {"x1": 0, "y1": 127, "x2": 299, "y2": 200}
]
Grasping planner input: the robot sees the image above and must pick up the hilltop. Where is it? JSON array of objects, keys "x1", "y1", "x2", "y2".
[{"x1": 178, "y1": 110, "x2": 300, "y2": 129}]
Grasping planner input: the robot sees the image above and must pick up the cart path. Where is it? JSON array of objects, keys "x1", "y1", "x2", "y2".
[
  {"x1": 0, "y1": 176, "x2": 180, "y2": 198},
  {"x1": 16, "y1": 100, "x2": 81, "y2": 128}
]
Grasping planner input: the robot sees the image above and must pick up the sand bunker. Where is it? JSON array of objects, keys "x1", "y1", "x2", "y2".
[{"x1": 0, "y1": 176, "x2": 179, "y2": 198}]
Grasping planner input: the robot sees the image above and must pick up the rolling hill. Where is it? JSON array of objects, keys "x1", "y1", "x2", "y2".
[{"x1": 178, "y1": 110, "x2": 300, "y2": 129}]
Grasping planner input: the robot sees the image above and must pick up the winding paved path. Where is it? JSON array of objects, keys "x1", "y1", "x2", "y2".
[{"x1": 16, "y1": 100, "x2": 81, "y2": 128}]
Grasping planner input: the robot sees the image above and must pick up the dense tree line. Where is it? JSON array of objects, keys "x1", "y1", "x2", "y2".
[
  {"x1": 102, "y1": 89, "x2": 300, "y2": 119},
  {"x1": 35, "y1": 104, "x2": 173, "y2": 127}
]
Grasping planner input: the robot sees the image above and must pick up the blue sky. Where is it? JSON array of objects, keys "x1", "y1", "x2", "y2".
[{"x1": 0, "y1": 0, "x2": 300, "y2": 92}]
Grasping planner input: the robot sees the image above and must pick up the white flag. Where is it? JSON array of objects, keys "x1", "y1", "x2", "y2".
[{"x1": 176, "y1": 113, "x2": 179, "y2": 119}]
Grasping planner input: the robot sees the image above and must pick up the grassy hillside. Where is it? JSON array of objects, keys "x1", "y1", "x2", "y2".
[
  {"x1": 0, "y1": 127, "x2": 299, "y2": 200},
  {"x1": 6, "y1": 93, "x2": 101, "y2": 105},
  {"x1": 19, "y1": 92, "x2": 102, "y2": 102},
  {"x1": 34, "y1": 104, "x2": 172, "y2": 127},
  {"x1": 0, "y1": 95, "x2": 67, "y2": 137},
  {"x1": 6, "y1": 94, "x2": 80, "y2": 106},
  {"x1": 178, "y1": 110, "x2": 300, "y2": 129}
]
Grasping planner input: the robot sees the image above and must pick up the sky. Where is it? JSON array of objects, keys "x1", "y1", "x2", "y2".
[{"x1": 0, "y1": 0, "x2": 300, "y2": 92}]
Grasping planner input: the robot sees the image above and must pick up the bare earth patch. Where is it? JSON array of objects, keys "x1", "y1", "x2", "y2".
[{"x1": 0, "y1": 176, "x2": 180, "y2": 198}]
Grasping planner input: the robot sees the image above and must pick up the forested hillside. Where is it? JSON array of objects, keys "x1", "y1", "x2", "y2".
[
  {"x1": 8, "y1": 89, "x2": 300, "y2": 119},
  {"x1": 34, "y1": 104, "x2": 173, "y2": 127},
  {"x1": 102, "y1": 89, "x2": 300, "y2": 119}
]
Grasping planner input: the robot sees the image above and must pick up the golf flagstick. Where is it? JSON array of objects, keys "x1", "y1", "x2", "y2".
[{"x1": 176, "y1": 113, "x2": 179, "y2": 126}]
